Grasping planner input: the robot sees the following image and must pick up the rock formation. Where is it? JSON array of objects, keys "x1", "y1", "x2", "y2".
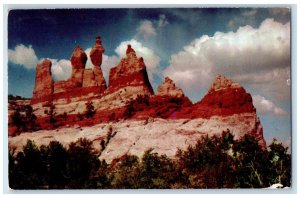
[
  {"x1": 175, "y1": 74, "x2": 266, "y2": 148},
  {"x1": 18, "y1": 36, "x2": 267, "y2": 158},
  {"x1": 85, "y1": 36, "x2": 107, "y2": 92},
  {"x1": 157, "y1": 77, "x2": 184, "y2": 98},
  {"x1": 32, "y1": 59, "x2": 54, "y2": 101},
  {"x1": 90, "y1": 36, "x2": 105, "y2": 66},
  {"x1": 31, "y1": 37, "x2": 107, "y2": 105},
  {"x1": 70, "y1": 46, "x2": 87, "y2": 85},
  {"x1": 177, "y1": 74, "x2": 255, "y2": 118},
  {"x1": 107, "y1": 44, "x2": 154, "y2": 96}
]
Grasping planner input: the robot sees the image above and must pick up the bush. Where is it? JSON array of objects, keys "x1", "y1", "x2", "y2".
[
  {"x1": 85, "y1": 101, "x2": 96, "y2": 118},
  {"x1": 9, "y1": 140, "x2": 47, "y2": 189},
  {"x1": 8, "y1": 132, "x2": 291, "y2": 189},
  {"x1": 123, "y1": 95, "x2": 150, "y2": 118},
  {"x1": 10, "y1": 105, "x2": 39, "y2": 132},
  {"x1": 66, "y1": 138, "x2": 100, "y2": 188}
]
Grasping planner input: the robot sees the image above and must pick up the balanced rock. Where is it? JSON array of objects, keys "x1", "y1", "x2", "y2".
[
  {"x1": 84, "y1": 36, "x2": 107, "y2": 92},
  {"x1": 90, "y1": 36, "x2": 105, "y2": 66}
]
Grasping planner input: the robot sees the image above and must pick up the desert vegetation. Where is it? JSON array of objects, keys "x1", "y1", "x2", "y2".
[{"x1": 9, "y1": 131, "x2": 291, "y2": 189}]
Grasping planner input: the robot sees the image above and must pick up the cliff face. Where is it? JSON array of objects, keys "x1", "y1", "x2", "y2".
[{"x1": 10, "y1": 36, "x2": 266, "y2": 158}]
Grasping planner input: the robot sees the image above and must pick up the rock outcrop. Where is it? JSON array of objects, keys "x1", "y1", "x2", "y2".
[
  {"x1": 90, "y1": 36, "x2": 105, "y2": 66},
  {"x1": 32, "y1": 59, "x2": 54, "y2": 101},
  {"x1": 22, "y1": 36, "x2": 267, "y2": 157},
  {"x1": 175, "y1": 75, "x2": 266, "y2": 148},
  {"x1": 177, "y1": 74, "x2": 255, "y2": 118},
  {"x1": 70, "y1": 46, "x2": 87, "y2": 86},
  {"x1": 157, "y1": 77, "x2": 184, "y2": 98},
  {"x1": 31, "y1": 37, "x2": 107, "y2": 105},
  {"x1": 107, "y1": 44, "x2": 154, "y2": 96},
  {"x1": 208, "y1": 74, "x2": 241, "y2": 92},
  {"x1": 83, "y1": 36, "x2": 107, "y2": 92}
]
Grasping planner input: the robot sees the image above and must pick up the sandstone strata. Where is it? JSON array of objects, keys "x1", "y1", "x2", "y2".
[
  {"x1": 9, "y1": 113, "x2": 265, "y2": 163},
  {"x1": 13, "y1": 36, "x2": 267, "y2": 159}
]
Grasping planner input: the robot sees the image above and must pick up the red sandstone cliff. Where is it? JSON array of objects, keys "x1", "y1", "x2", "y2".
[{"x1": 25, "y1": 37, "x2": 266, "y2": 150}]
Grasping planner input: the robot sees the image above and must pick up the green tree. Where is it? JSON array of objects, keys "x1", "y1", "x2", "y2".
[
  {"x1": 232, "y1": 135, "x2": 269, "y2": 188},
  {"x1": 9, "y1": 140, "x2": 47, "y2": 189},
  {"x1": 66, "y1": 138, "x2": 100, "y2": 188},
  {"x1": 11, "y1": 108, "x2": 25, "y2": 132},
  {"x1": 267, "y1": 139, "x2": 291, "y2": 187},
  {"x1": 46, "y1": 141, "x2": 68, "y2": 189}
]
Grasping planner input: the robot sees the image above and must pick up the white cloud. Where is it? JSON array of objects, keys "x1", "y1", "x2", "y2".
[
  {"x1": 84, "y1": 48, "x2": 93, "y2": 69},
  {"x1": 49, "y1": 59, "x2": 72, "y2": 81},
  {"x1": 158, "y1": 14, "x2": 169, "y2": 27},
  {"x1": 115, "y1": 39, "x2": 160, "y2": 81},
  {"x1": 8, "y1": 44, "x2": 39, "y2": 69},
  {"x1": 253, "y1": 95, "x2": 288, "y2": 116},
  {"x1": 164, "y1": 18, "x2": 290, "y2": 101},
  {"x1": 101, "y1": 54, "x2": 119, "y2": 82},
  {"x1": 136, "y1": 20, "x2": 157, "y2": 39}
]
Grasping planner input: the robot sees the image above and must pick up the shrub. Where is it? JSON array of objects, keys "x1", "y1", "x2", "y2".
[
  {"x1": 66, "y1": 138, "x2": 100, "y2": 188},
  {"x1": 85, "y1": 101, "x2": 96, "y2": 118},
  {"x1": 8, "y1": 132, "x2": 291, "y2": 189}
]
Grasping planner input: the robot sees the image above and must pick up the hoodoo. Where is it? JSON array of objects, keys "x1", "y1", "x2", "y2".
[
  {"x1": 32, "y1": 59, "x2": 54, "y2": 100},
  {"x1": 31, "y1": 36, "x2": 107, "y2": 105},
  {"x1": 11, "y1": 36, "x2": 266, "y2": 159}
]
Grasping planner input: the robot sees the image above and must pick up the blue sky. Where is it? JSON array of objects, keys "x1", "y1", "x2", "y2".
[{"x1": 7, "y1": 8, "x2": 291, "y2": 148}]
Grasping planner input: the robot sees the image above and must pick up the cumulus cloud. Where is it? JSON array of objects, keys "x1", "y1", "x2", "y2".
[
  {"x1": 50, "y1": 59, "x2": 72, "y2": 81},
  {"x1": 8, "y1": 44, "x2": 39, "y2": 69},
  {"x1": 158, "y1": 14, "x2": 169, "y2": 27},
  {"x1": 253, "y1": 95, "x2": 288, "y2": 116},
  {"x1": 115, "y1": 39, "x2": 160, "y2": 81},
  {"x1": 164, "y1": 18, "x2": 290, "y2": 101},
  {"x1": 101, "y1": 54, "x2": 119, "y2": 82},
  {"x1": 136, "y1": 20, "x2": 157, "y2": 39}
]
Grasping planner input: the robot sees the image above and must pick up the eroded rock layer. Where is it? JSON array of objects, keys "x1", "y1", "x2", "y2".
[{"x1": 11, "y1": 37, "x2": 267, "y2": 159}]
